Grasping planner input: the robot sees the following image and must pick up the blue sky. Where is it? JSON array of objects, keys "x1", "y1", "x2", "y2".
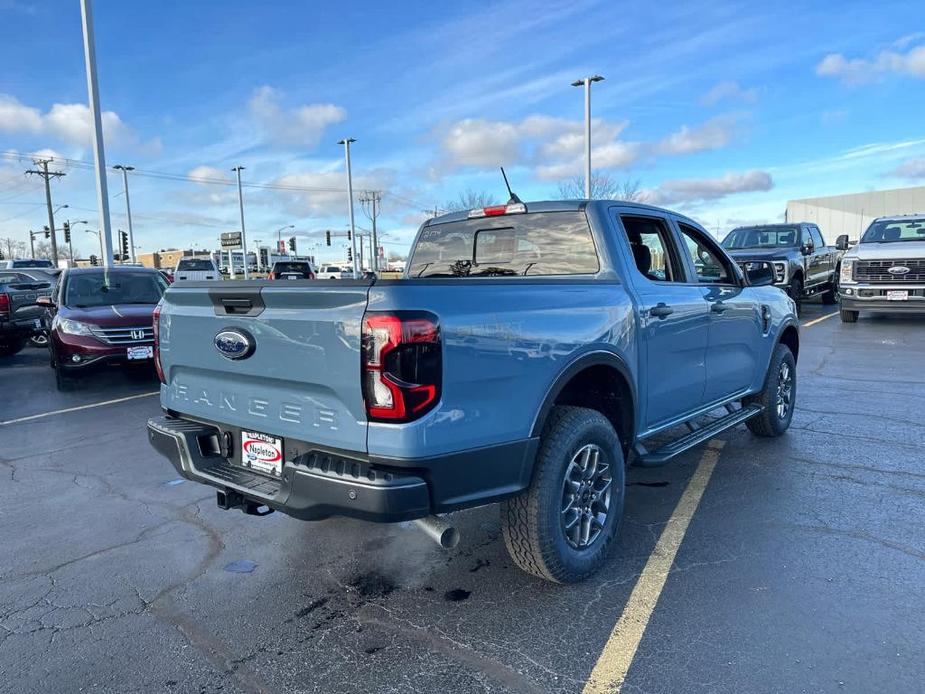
[{"x1": 1, "y1": 0, "x2": 924, "y2": 261}]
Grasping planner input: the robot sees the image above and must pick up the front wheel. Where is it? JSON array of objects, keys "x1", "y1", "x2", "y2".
[
  {"x1": 0, "y1": 338, "x2": 26, "y2": 357},
  {"x1": 821, "y1": 284, "x2": 838, "y2": 305},
  {"x1": 501, "y1": 406, "x2": 625, "y2": 583},
  {"x1": 744, "y1": 343, "x2": 796, "y2": 437},
  {"x1": 840, "y1": 309, "x2": 858, "y2": 323}
]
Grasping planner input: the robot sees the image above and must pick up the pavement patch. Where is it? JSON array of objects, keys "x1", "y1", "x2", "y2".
[{"x1": 223, "y1": 560, "x2": 258, "y2": 573}]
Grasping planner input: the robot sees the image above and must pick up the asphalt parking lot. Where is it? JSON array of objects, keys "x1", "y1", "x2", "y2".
[{"x1": 1, "y1": 303, "x2": 923, "y2": 694}]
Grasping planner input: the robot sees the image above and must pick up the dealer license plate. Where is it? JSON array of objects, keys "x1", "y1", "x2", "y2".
[
  {"x1": 887, "y1": 290, "x2": 909, "y2": 301},
  {"x1": 240, "y1": 430, "x2": 283, "y2": 476},
  {"x1": 127, "y1": 346, "x2": 153, "y2": 360}
]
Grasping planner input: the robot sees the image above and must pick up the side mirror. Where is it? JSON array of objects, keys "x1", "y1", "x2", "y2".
[
  {"x1": 36, "y1": 295, "x2": 54, "y2": 307},
  {"x1": 743, "y1": 261, "x2": 775, "y2": 287},
  {"x1": 835, "y1": 234, "x2": 849, "y2": 251},
  {"x1": 801, "y1": 243, "x2": 814, "y2": 256}
]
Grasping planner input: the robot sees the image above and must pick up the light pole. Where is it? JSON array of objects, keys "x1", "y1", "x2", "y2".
[
  {"x1": 337, "y1": 138, "x2": 359, "y2": 277},
  {"x1": 231, "y1": 165, "x2": 248, "y2": 279},
  {"x1": 85, "y1": 229, "x2": 103, "y2": 258},
  {"x1": 276, "y1": 224, "x2": 294, "y2": 258},
  {"x1": 113, "y1": 164, "x2": 136, "y2": 263},
  {"x1": 80, "y1": 0, "x2": 114, "y2": 267},
  {"x1": 570, "y1": 75, "x2": 604, "y2": 198},
  {"x1": 66, "y1": 219, "x2": 89, "y2": 261}
]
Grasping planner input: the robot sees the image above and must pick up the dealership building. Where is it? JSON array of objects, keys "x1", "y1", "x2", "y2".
[{"x1": 786, "y1": 185, "x2": 925, "y2": 242}]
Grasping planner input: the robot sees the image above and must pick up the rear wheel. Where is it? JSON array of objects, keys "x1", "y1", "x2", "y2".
[
  {"x1": 839, "y1": 309, "x2": 859, "y2": 323},
  {"x1": 744, "y1": 343, "x2": 796, "y2": 437},
  {"x1": 0, "y1": 338, "x2": 26, "y2": 357},
  {"x1": 501, "y1": 406, "x2": 625, "y2": 583}
]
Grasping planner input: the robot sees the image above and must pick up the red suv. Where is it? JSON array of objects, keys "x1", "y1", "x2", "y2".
[{"x1": 39, "y1": 267, "x2": 168, "y2": 389}]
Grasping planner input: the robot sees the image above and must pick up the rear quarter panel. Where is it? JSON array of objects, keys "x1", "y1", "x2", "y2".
[{"x1": 366, "y1": 279, "x2": 637, "y2": 458}]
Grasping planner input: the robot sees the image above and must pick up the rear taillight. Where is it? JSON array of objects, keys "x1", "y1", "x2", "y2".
[
  {"x1": 153, "y1": 303, "x2": 165, "y2": 384},
  {"x1": 267, "y1": 272, "x2": 275, "y2": 280},
  {"x1": 0, "y1": 293, "x2": 9, "y2": 315},
  {"x1": 362, "y1": 312, "x2": 441, "y2": 422}
]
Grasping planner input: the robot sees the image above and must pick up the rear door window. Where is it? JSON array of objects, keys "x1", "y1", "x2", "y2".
[
  {"x1": 409, "y1": 211, "x2": 599, "y2": 277},
  {"x1": 618, "y1": 215, "x2": 683, "y2": 282}
]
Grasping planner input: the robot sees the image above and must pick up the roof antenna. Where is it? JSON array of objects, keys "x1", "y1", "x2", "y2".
[{"x1": 500, "y1": 167, "x2": 523, "y2": 205}]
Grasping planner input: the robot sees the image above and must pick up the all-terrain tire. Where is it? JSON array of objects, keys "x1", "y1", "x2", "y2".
[
  {"x1": 744, "y1": 343, "x2": 796, "y2": 437},
  {"x1": 821, "y1": 284, "x2": 838, "y2": 305},
  {"x1": 839, "y1": 309, "x2": 858, "y2": 323},
  {"x1": 501, "y1": 406, "x2": 625, "y2": 583}
]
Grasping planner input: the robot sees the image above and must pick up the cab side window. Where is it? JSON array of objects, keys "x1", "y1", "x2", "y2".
[
  {"x1": 619, "y1": 216, "x2": 682, "y2": 282},
  {"x1": 677, "y1": 223, "x2": 736, "y2": 284},
  {"x1": 809, "y1": 226, "x2": 825, "y2": 248},
  {"x1": 801, "y1": 226, "x2": 814, "y2": 250}
]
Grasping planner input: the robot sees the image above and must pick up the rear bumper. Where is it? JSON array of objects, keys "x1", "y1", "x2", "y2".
[{"x1": 147, "y1": 415, "x2": 537, "y2": 523}]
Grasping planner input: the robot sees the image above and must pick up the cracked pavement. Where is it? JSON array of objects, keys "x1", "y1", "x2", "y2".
[{"x1": 1, "y1": 304, "x2": 923, "y2": 693}]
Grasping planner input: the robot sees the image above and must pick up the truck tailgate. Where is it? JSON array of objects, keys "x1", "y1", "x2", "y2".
[{"x1": 158, "y1": 281, "x2": 369, "y2": 452}]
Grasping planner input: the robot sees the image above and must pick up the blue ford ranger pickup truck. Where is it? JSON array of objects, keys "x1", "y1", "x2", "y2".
[{"x1": 147, "y1": 200, "x2": 799, "y2": 583}]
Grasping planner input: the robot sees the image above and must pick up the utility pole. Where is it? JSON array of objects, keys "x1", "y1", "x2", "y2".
[
  {"x1": 231, "y1": 165, "x2": 249, "y2": 279},
  {"x1": 360, "y1": 190, "x2": 382, "y2": 273},
  {"x1": 28, "y1": 230, "x2": 35, "y2": 258},
  {"x1": 80, "y1": 0, "x2": 114, "y2": 267},
  {"x1": 113, "y1": 164, "x2": 135, "y2": 263},
  {"x1": 570, "y1": 75, "x2": 604, "y2": 198},
  {"x1": 337, "y1": 138, "x2": 359, "y2": 277},
  {"x1": 25, "y1": 160, "x2": 65, "y2": 264},
  {"x1": 356, "y1": 233, "x2": 365, "y2": 272}
]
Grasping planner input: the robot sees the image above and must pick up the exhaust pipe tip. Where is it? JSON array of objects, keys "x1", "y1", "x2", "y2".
[{"x1": 413, "y1": 516, "x2": 460, "y2": 549}]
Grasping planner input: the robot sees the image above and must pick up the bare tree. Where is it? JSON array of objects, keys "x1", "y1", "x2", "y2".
[
  {"x1": 443, "y1": 189, "x2": 499, "y2": 212},
  {"x1": 0, "y1": 237, "x2": 17, "y2": 259},
  {"x1": 557, "y1": 173, "x2": 647, "y2": 202}
]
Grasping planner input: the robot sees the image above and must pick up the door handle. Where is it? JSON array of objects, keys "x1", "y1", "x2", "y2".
[
  {"x1": 649, "y1": 303, "x2": 674, "y2": 319},
  {"x1": 711, "y1": 302, "x2": 728, "y2": 314}
]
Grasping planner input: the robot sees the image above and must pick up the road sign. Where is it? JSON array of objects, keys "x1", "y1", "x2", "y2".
[{"x1": 221, "y1": 231, "x2": 243, "y2": 249}]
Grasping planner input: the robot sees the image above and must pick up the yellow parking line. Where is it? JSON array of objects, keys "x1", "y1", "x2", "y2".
[
  {"x1": 583, "y1": 439, "x2": 726, "y2": 694},
  {"x1": 802, "y1": 311, "x2": 839, "y2": 328},
  {"x1": 0, "y1": 391, "x2": 159, "y2": 426}
]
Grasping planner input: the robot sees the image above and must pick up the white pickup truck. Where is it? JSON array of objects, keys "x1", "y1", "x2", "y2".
[
  {"x1": 837, "y1": 214, "x2": 925, "y2": 322},
  {"x1": 173, "y1": 257, "x2": 220, "y2": 283}
]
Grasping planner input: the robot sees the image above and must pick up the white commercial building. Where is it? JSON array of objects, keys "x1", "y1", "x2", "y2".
[{"x1": 787, "y1": 185, "x2": 925, "y2": 242}]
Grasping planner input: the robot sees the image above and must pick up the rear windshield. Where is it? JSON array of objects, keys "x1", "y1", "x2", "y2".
[
  {"x1": 63, "y1": 271, "x2": 167, "y2": 308},
  {"x1": 861, "y1": 219, "x2": 925, "y2": 243},
  {"x1": 408, "y1": 211, "x2": 599, "y2": 278},
  {"x1": 722, "y1": 226, "x2": 800, "y2": 249},
  {"x1": 273, "y1": 262, "x2": 311, "y2": 272},
  {"x1": 177, "y1": 259, "x2": 214, "y2": 271}
]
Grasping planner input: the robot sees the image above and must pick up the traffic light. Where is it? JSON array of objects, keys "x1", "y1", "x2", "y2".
[
  {"x1": 44, "y1": 225, "x2": 50, "y2": 239},
  {"x1": 346, "y1": 247, "x2": 353, "y2": 262},
  {"x1": 89, "y1": 254, "x2": 98, "y2": 266},
  {"x1": 63, "y1": 221, "x2": 71, "y2": 244},
  {"x1": 288, "y1": 236, "x2": 296, "y2": 253},
  {"x1": 346, "y1": 228, "x2": 351, "y2": 241},
  {"x1": 325, "y1": 230, "x2": 331, "y2": 247},
  {"x1": 120, "y1": 230, "x2": 129, "y2": 259},
  {"x1": 0, "y1": 249, "x2": 4, "y2": 261}
]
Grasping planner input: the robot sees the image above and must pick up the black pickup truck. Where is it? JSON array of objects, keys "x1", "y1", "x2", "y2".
[
  {"x1": 722, "y1": 223, "x2": 843, "y2": 303},
  {"x1": 0, "y1": 270, "x2": 54, "y2": 356}
]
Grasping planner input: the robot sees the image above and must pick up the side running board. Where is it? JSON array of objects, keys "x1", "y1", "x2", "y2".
[{"x1": 634, "y1": 404, "x2": 764, "y2": 467}]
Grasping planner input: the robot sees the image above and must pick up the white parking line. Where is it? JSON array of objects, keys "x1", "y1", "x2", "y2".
[
  {"x1": 583, "y1": 439, "x2": 726, "y2": 694},
  {"x1": 802, "y1": 311, "x2": 839, "y2": 328},
  {"x1": 0, "y1": 391, "x2": 159, "y2": 426}
]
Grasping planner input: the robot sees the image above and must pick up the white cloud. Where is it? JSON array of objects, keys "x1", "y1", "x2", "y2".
[
  {"x1": 887, "y1": 158, "x2": 925, "y2": 179},
  {"x1": 657, "y1": 115, "x2": 739, "y2": 156},
  {"x1": 816, "y1": 42, "x2": 925, "y2": 85},
  {"x1": 436, "y1": 114, "x2": 638, "y2": 179},
  {"x1": 187, "y1": 165, "x2": 230, "y2": 183},
  {"x1": 700, "y1": 81, "x2": 758, "y2": 106},
  {"x1": 248, "y1": 86, "x2": 346, "y2": 148},
  {"x1": 269, "y1": 169, "x2": 393, "y2": 217},
  {"x1": 646, "y1": 170, "x2": 773, "y2": 206},
  {"x1": 0, "y1": 93, "x2": 142, "y2": 148}
]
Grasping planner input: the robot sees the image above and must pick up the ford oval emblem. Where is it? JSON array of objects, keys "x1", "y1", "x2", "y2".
[
  {"x1": 888, "y1": 266, "x2": 910, "y2": 275},
  {"x1": 214, "y1": 329, "x2": 254, "y2": 360}
]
